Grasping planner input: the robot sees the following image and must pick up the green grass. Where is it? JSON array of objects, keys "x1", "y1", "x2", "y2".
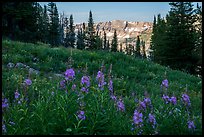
[{"x1": 2, "y1": 39, "x2": 202, "y2": 135}]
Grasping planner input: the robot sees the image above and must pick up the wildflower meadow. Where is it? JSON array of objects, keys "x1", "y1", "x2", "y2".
[{"x1": 2, "y1": 40, "x2": 202, "y2": 135}]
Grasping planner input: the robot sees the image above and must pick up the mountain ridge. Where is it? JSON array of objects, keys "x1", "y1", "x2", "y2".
[{"x1": 75, "y1": 20, "x2": 153, "y2": 56}]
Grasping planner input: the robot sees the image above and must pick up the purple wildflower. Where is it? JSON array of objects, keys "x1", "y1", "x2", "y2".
[
  {"x1": 2, "y1": 98, "x2": 9, "y2": 109},
  {"x1": 139, "y1": 101, "x2": 146, "y2": 110},
  {"x1": 24, "y1": 78, "x2": 32, "y2": 86},
  {"x1": 81, "y1": 76, "x2": 90, "y2": 87},
  {"x1": 117, "y1": 98, "x2": 125, "y2": 112},
  {"x1": 162, "y1": 94, "x2": 170, "y2": 104},
  {"x1": 110, "y1": 95, "x2": 117, "y2": 102},
  {"x1": 64, "y1": 68, "x2": 75, "y2": 81},
  {"x1": 81, "y1": 87, "x2": 89, "y2": 93},
  {"x1": 77, "y1": 110, "x2": 86, "y2": 120},
  {"x1": 18, "y1": 100, "x2": 21, "y2": 104},
  {"x1": 143, "y1": 97, "x2": 151, "y2": 105},
  {"x1": 15, "y1": 91, "x2": 20, "y2": 99},
  {"x1": 133, "y1": 110, "x2": 143, "y2": 128},
  {"x1": 169, "y1": 96, "x2": 177, "y2": 105},
  {"x1": 96, "y1": 71, "x2": 106, "y2": 90},
  {"x1": 187, "y1": 120, "x2": 196, "y2": 130},
  {"x1": 182, "y1": 93, "x2": 191, "y2": 106},
  {"x1": 72, "y1": 84, "x2": 76, "y2": 91},
  {"x1": 60, "y1": 80, "x2": 66, "y2": 89},
  {"x1": 108, "y1": 79, "x2": 113, "y2": 93},
  {"x1": 148, "y1": 113, "x2": 156, "y2": 128},
  {"x1": 161, "y1": 79, "x2": 168, "y2": 88},
  {"x1": 2, "y1": 124, "x2": 6, "y2": 133}
]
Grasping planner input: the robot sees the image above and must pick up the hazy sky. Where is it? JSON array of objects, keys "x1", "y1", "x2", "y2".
[{"x1": 39, "y1": 2, "x2": 202, "y2": 24}]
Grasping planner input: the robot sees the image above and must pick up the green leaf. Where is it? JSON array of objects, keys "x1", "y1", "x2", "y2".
[{"x1": 66, "y1": 128, "x2": 72, "y2": 132}]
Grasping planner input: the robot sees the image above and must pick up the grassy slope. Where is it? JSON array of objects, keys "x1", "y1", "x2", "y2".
[{"x1": 2, "y1": 39, "x2": 202, "y2": 134}]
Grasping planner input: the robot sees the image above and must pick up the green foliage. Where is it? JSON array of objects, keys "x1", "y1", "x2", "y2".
[
  {"x1": 86, "y1": 10, "x2": 96, "y2": 50},
  {"x1": 2, "y1": 40, "x2": 202, "y2": 135},
  {"x1": 47, "y1": 2, "x2": 60, "y2": 47},
  {"x1": 135, "y1": 36, "x2": 141, "y2": 57},
  {"x1": 151, "y1": 2, "x2": 201, "y2": 76},
  {"x1": 76, "y1": 28, "x2": 85, "y2": 50},
  {"x1": 64, "y1": 14, "x2": 75, "y2": 48},
  {"x1": 111, "y1": 29, "x2": 118, "y2": 52}
]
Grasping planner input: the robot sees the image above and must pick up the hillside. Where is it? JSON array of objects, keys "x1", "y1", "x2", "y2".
[{"x1": 2, "y1": 40, "x2": 202, "y2": 135}]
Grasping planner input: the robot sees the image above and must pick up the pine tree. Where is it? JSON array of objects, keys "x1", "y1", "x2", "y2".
[
  {"x1": 103, "y1": 31, "x2": 107, "y2": 50},
  {"x1": 125, "y1": 38, "x2": 129, "y2": 55},
  {"x1": 2, "y1": 2, "x2": 39, "y2": 42},
  {"x1": 192, "y1": 3, "x2": 202, "y2": 76},
  {"x1": 59, "y1": 12, "x2": 65, "y2": 46},
  {"x1": 111, "y1": 29, "x2": 118, "y2": 52},
  {"x1": 42, "y1": 5, "x2": 49, "y2": 43},
  {"x1": 164, "y1": 2, "x2": 197, "y2": 74},
  {"x1": 87, "y1": 10, "x2": 95, "y2": 50},
  {"x1": 135, "y1": 36, "x2": 141, "y2": 57},
  {"x1": 142, "y1": 40, "x2": 146, "y2": 58},
  {"x1": 149, "y1": 15, "x2": 157, "y2": 60},
  {"x1": 65, "y1": 14, "x2": 75, "y2": 48},
  {"x1": 129, "y1": 44, "x2": 133, "y2": 55},
  {"x1": 95, "y1": 35, "x2": 103, "y2": 50},
  {"x1": 34, "y1": 2, "x2": 44, "y2": 42},
  {"x1": 120, "y1": 43, "x2": 123, "y2": 52},
  {"x1": 64, "y1": 17, "x2": 69, "y2": 48},
  {"x1": 76, "y1": 28, "x2": 85, "y2": 50},
  {"x1": 151, "y1": 14, "x2": 167, "y2": 63},
  {"x1": 107, "y1": 40, "x2": 110, "y2": 51},
  {"x1": 48, "y1": 2, "x2": 60, "y2": 47}
]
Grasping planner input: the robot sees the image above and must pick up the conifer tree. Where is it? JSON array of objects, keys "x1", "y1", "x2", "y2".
[
  {"x1": 103, "y1": 31, "x2": 107, "y2": 50},
  {"x1": 142, "y1": 40, "x2": 146, "y2": 58},
  {"x1": 64, "y1": 17, "x2": 69, "y2": 48},
  {"x1": 164, "y1": 2, "x2": 197, "y2": 74},
  {"x1": 111, "y1": 29, "x2": 118, "y2": 52},
  {"x1": 76, "y1": 28, "x2": 85, "y2": 50},
  {"x1": 125, "y1": 38, "x2": 129, "y2": 55},
  {"x1": 87, "y1": 10, "x2": 95, "y2": 50},
  {"x1": 42, "y1": 5, "x2": 49, "y2": 43},
  {"x1": 149, "y1": 15, "x2": 157, "y2": 60},
  {"x1": 120, "y1": 43, "x2": 123, "y2": 52},
  {"x1": 65, "y1": 14, "x2": 75, "y2": 48},
  {"x1": 107, "y1": 40, "x2": 110, "y2": 51},
  {"x1": 193, "y1": 3, "x2": 202, "y2": 76},
  {"x1": 135, "y1": 36, "x2": 141, "y2": 57},
  {"x1": 48, "y1": 2, "x2": 60, "y2": 47}
]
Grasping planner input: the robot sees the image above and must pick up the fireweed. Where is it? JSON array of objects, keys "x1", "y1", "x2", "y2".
[
  {"x1": 148, "y1": 113, "x2": 157, "y2": 129},
  {"x1": 81, "y1": 76, "x2": 90, "y2": 93},
  {"x1": 59, "y1": 80, "x2": 66, "y2": 89},
  {"x1": 161, "y1": 79, "x2": 168, "y2": 88},
  {"x1": 14, "y1": 90, "x2": 20, "y2": 99},
  {"x1": 132, "y1": 109, "x2": 143, "y2": 134},
  {"x1": 96, "y1": 71, "x2": 106, "y2": 90},
  {"x1": 169, "y1": 96, "x2": 177, "y2": 105},
  {"x1": 77, "y1": 110, "x2": 86, "y2": 120},
  {"x1": 24, "y1": 78, "x2": 32, "y2": 86},
  {"x1": 187, "y1": 120, "x2": 196, "y2": 130},
  {"x1": 2, "y1": 98, "x2": 9, "y2": 109},
  {"x1": 162, "y1": 94, "x2": 170, "y2": 104},
  {"x1": 182, "y1": 93, "x2": 191, "y2": 107},
  {"x1": 108, "y1": 79, "x2": 113, "y2": 93},
  {"x1": 116, "y1": 98, "x2": 125, "y2": 112},
  {"x1": 64, "y1": 68, "x2": 75, "y2": 81}
]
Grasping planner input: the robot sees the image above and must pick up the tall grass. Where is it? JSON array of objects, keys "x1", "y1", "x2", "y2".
[{"x1": 2, "y1": 40, "x2": 202, "y2": 135}]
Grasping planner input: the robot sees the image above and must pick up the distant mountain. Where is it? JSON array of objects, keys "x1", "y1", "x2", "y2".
[{"x1": 75, "y1": 20, "x2": 153, "y2": 56}]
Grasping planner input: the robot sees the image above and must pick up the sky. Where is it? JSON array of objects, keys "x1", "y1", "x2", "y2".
[{"x1": 39, "y1": 2, "x2": 202, "y2": 24}]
